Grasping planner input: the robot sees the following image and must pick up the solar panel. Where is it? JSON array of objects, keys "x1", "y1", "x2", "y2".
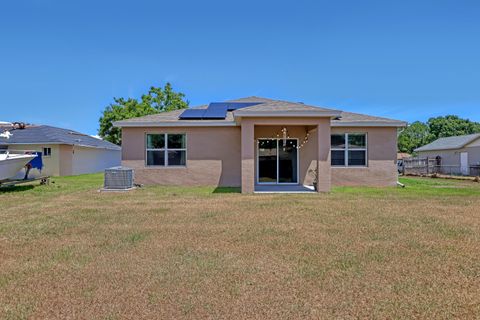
[
  {"x1": 178, "y1": 109, "x2": 206, "y2": 119},
  {"x1": 178, "y1": 102, "x2": 263, "y2": 120},
  {"x1": 202, "y1": 104, "x2": 229, "y2": 119}
]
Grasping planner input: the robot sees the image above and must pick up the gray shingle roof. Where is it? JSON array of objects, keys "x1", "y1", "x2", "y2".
[
  {"x1": 332, "y1": 111, "x2": 407, "y2": 126},
  {"x1": 113, "y1": 96, "x2": 405, "y2": 127},
  {"x1": 0, "y1": 125, "x2": 121, "y2": 150},
  {"x1": 231, "y1": 96, "x2": 338, "y2": 113},
  {"x1": 115, "y1": 107, "x2": 236, "y2": 124},
  {"x1": 415, "y1": 133, "x2": 480, "y2": 152}
]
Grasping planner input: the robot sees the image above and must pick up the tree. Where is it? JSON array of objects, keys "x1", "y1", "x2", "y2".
[
  {"x1": 99, "y1": 83, "x2": 189, "y2": 145},
  {"x1": 398, "y1": 121, "x2": 431, "y2": 154},
  {"x1": 427, "y1": 115, "x2": 480, "y2": 140},
  {"x1": 398, "y1": 115, "x2": 480, "y2": 154},
  {"x1": 140, "y1": 83, "x2": 189, "y2": 112}
]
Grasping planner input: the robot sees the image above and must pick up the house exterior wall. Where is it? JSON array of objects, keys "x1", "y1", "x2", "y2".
[
  {"x1": 416, "y1": 150, "x2": 460, "y2": 167},
  {"x1": 330, "y1": 127, "x2": 398, "y2": 187},
  {"x1": 121, "y1": 123, "x2": 399, "y2": 188},
  {"x1": 466, "y1": 146, "x2": 480, "y2": 166},
  {"x1": 121, "y1": 126, "x2": 242, "y2": 186},
  {"x1": 59, "y1": 145, "x2": 74, "y2": 176},
  {"x1": 5, "y1": 143, "x2": 61, "y2": 178},
  {"x1": 72, "y1": 146, "x2": 121, "y2": 175},
  {"x1": 465, "y1": 139, "x2": 480, "y2": 166}
]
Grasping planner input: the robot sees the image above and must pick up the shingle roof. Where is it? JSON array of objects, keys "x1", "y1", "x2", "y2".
[
  {"x1": 113, "y1": 96, "x2": 406, "y2": 127},
  {"x1": 415, "y1": 134, "x2": 480, "y2": 152},
  {"x1": 0, "y1": 125, "x2": 121, "y2": 150},
  {"x1": 113, "y1": 96, "x2": 338, "y2": 125},
  {"x1": 332, "y1": 111, "x2": 407, "y2": 126},
  {"x1": 113, "y1": 105, "x2": 235, "y2": 124},
  {"x1": 231, "y1": 96, "x2": 338, "y2": 113}
]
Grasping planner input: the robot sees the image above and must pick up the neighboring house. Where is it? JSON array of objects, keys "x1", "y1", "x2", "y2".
[
  {"x1": 415, "y1": 133, "x2": 480, "y2": 176},
  {"x1": 114, "y1": 96, "x2": 406, "y2": 193},
  {"x1": 0, "y1": 125, "x2": 121, "y2": 177}
]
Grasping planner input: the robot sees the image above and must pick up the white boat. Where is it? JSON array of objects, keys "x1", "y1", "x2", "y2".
[{"x1": 0, "y1": 152, "x2": 37, "y2": 181}]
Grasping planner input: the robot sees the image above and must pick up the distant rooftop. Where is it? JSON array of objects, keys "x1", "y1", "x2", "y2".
[
  {"x1": 415, "y1": 133, "x2": 480, "y2": 152},
  {"x1": 0, "y1": 125, "x2": 120, "y2": 150}
]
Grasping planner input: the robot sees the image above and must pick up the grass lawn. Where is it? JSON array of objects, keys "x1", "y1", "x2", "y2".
[{"x1": 1, "y1": 175, "x2": 480, "y2": 319}]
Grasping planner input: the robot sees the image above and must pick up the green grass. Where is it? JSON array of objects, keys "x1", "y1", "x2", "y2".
[
  {"x1": 334, "y1": 176, "x2": 480, "y2": 197},
  {"x1": 2, "y1": 173, "x2": 478, "y2": 197}
]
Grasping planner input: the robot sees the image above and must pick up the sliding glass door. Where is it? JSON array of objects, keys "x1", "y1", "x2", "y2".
[
  {"x1": 258, "y1": 139, "x2": 298, "y2": 184},
  {"x1": 258, "y1": 139, "x2": 277, "y2": 183}
]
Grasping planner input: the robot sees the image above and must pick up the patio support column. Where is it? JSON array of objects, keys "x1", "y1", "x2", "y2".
[
  {"x1": 317, "y1": 119, "x2": 331, "y2": 192},
  {"x1": 241, "y1": 120, "x2": 255, "y2": 193}
]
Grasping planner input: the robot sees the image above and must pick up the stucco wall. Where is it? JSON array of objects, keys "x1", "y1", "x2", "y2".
[
  {"x1": 121, "y1": 124, "x2": 398, "y2": 188},
  {"x1": 122, "y1": 127, "x2": 242, "y2": 186},
  {"x1": 330, "y1": 127, "x2": 398, "y2": 187},
  {"x1": 72, "y1": 146, "x2": 121, "y2": 175}
]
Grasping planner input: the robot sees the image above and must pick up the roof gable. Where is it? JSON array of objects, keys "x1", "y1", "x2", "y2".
[
  {"x1": 232, "y1": 97, "x2": 331, "y2": 111},
  {"x1": 233, "y1": 97, "x2": 339, "y2": 114},
  {"x1": 466, "y1": 136, "x2": 480, "y2": 148},
  {"x1": 415, "y1": 133, "x2": 480, "y2": 152}
]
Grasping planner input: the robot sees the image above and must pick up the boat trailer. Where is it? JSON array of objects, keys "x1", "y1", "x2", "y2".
[{"x1": 0, "y1": 176, "x2": 50, "y2": 188}]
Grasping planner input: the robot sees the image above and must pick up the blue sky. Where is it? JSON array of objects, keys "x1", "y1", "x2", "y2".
[{"x1": 1, "y1": 0, "x2": 479, "y2": 135}]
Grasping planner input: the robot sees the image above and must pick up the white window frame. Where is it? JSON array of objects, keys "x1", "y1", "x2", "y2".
[
  {"x1": 331, "y1": 133, "x2": 368, "y2": 167},
  {"x1": 145, "y1": 133, "x2": 187, "y2": 167},
  {"x1": 43, "y1": 147, "x2": 52, "y2": 157}
]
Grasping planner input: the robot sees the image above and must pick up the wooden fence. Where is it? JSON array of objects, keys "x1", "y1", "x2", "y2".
[
  {"x1": 402, "y1": 158, "x2": 438, "y2": 176},
  {"x1": 402, "y1": 157, "x2": 480, "y2": 177}
]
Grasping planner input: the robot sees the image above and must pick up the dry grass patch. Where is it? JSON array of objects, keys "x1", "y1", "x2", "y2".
[{"x1": 1, "y1": 175, "x2": 480, "y2": 319}]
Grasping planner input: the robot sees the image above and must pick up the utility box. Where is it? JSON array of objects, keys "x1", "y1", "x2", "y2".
[{"x1": 103, "y1": 166, "x2": 134, "y2": 190}]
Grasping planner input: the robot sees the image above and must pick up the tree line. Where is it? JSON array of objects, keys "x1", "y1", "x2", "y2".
[{"x1": 398, "y1": 116, "x2": 480, "y2": 154}]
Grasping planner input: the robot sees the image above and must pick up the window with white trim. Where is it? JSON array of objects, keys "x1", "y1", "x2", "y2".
[
  {"x1": 146, "y1": 134, "x2": 186, "y2": 166},
  {"x1": 331, "y1": 133, "x2": 367, "y2": 166}
]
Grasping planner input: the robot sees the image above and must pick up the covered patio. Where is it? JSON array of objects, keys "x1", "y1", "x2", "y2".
[{"x1": 240, "y1": 117, "x2": 333, "y2": 193}]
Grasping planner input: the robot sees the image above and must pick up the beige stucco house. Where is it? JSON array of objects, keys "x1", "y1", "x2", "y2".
[
  {"x1": 0, "y1": 125, "x2": 121, "y2": 177},
  {"x1": 114, "y1": 97, "x2": 406, "y2": 193}
]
